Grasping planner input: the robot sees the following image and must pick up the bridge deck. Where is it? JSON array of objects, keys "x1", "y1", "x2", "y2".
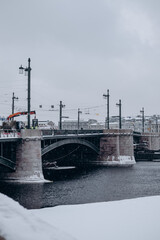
[{"x1": 0, "y1": 129, "x2": 141, "y2": 142}]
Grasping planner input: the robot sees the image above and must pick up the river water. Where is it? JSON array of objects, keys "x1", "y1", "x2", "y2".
[{"x1": 0, "y1": 161, "x2": 160, "y2": 209}]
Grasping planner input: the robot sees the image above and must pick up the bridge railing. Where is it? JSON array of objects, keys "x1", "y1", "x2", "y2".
[
  {"x1": 0, "y1": 129, "x2": 21, "y2": 138},
  {"x1": 41, "y1": 129, "x2": 104, "y2": 136}
]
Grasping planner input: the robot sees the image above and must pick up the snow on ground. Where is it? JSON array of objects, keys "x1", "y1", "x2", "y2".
[
  {"x1": 1, "y1": 193, "x2": 160, "y2": 240},
  {"x1": 0, "y1": 193, "x2": 75, "y2": 240},
  {"x1": 33, "y1": 197, "x2": 160, "y2": 240}
]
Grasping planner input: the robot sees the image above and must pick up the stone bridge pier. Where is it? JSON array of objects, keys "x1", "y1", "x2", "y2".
[
  {"x1": 97, "y1": 129, "x2": 135, "y2": 166},
  {"x1": 0, "y1": 129, "x2": 44, "y2": 181},
  {"x1": 140, "y1": 133, "x2": 160, "y2": 150}
]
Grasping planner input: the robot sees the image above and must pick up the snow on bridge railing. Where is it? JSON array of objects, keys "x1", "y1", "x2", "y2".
[{"x1": 0, "y1": 130, "x2": 21, "y2": 138}]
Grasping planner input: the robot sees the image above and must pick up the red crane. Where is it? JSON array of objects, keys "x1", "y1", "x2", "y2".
[{"x1": 7, "y1": 111, "x2": 36, "y2": 120}]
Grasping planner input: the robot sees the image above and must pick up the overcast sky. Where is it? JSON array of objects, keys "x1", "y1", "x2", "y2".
[{"x1": 0, "y1": 0, "x2": 160, "y2": 124}]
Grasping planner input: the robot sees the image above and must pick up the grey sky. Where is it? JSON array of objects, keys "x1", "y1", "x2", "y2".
[{"x1": 0, "y1": 0, "x2": 160, "y2": 124}]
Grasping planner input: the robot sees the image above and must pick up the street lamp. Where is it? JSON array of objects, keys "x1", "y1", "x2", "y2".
[
  {"x1": 155, "y1": 116, "x2": 158, "y2": 133},
  {"x1": 78, "y1": 108, "x2": 82, "y2": 130},
  {"x1": 103, "y1": 89, "x2": 110, "y2": 129},
  {"x1": 59, "y1": 101, "x2": 65, "y2": 130},
  {"x1": 116, "y1": 99, "x2": 122, "y2": 129},
  {"x1": 140, "y1": 107, "x2": 145, "y2": 133},
  {"x1": 12, "y1": 92, "x2": 18, "y2": 120},
  {"x1": 19, "y1": 58, "x2": 32, "y2": 129}
]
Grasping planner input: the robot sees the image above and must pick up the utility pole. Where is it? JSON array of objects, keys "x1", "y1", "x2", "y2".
[
  {"x1": 103, "y1": 89, "x2": 110, "y2": 129},
  {"x1": 116, "y1": 99, "x2": 122, "y2": 129},
  {"x1": 140, "y1": 107, "x2": 145, "y2": 133},
  {"x1": 19, "y1": 58, "x2": 32, "y2": 129},
  {"x1": 59, "y1": 101, "x2": 65, "y2": 130},
  {"x1": 27, "y1": 58, "x2": 31, "y2": 129},
  {"x1": 12, "y1": 92, "x2": 18, "y2": 120},
  {"x1": 78, "y1": 108, "x2": 82, "y2": 129},
  {"x1": 156, "y1": 116, "x2": 158, "y2": 133}
]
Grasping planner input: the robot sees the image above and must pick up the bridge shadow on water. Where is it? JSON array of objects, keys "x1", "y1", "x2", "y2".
[{"x1": 43, "y1": 164, "x2": 99, "y2": 181}]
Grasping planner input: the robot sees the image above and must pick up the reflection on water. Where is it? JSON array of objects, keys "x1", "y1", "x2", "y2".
[{"x1": 1, "y1": 162, "x2": 160, "y2": 209}]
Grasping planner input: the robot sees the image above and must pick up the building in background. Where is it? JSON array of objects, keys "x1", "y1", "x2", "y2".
[
  {"x1": 61, "y1": 115, "x2": 160, "y2": 133},
  {"x1": 61, "y1": 119, "x2": 104, "y2": 130}
]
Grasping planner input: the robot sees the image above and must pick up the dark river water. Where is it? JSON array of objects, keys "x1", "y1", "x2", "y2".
[{"x1": 1, "y1": 161, "x2": 160, "y2": 209}]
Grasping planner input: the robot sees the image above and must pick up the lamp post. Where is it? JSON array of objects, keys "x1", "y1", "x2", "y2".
[
  {"x1": 12, "y1": 92, "x2": 18, "y2": 120},
  {"x1": 59, "y1": 101, "x2": 65, "y2": 130},
  {"x1": 116, "y1": 99, "x2": 122, "y2": 129},
  {"x1": 103, "y1": 89, "x2": 110, "y2": 129},
  {"x1": 19, "y1": 58, "x2": 32, "y2": 129},
  {"x1": 140, "y1": 107, "x2": 145, "y2": 133},
  {"x1": 156, "y1": 116, "x2": 158, "y2": 133},
  {"x1": 78, "y1": 108, "x2": 82, "y2": 130}
]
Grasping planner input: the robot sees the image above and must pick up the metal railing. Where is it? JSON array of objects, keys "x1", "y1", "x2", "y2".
[
  {"x1": 0, "y1": 130, "x2": 21, "y2": 138},
  {"x1": 41, "y1": 129, "x2": 104, "y2": 136}
]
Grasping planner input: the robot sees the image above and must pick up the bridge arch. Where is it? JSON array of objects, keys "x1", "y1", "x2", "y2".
[{"x1": 42, "y1": 138, "x2": 99, "y2": 156}]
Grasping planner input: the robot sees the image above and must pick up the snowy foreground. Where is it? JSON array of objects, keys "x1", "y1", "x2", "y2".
[{"x1": 0, "y1": 193, "x2": 160, "y2": 240}]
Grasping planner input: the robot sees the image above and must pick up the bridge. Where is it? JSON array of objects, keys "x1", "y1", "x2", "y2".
[
  {"x1": 0, "y1": 128, "x2": 158, "y2": 181},
  {"x1": 41, "y1": 129, "x2": 102, "y2": 156},
  {"x1": 0, "y1": 129, "x2": 103, "y2": 173}
]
